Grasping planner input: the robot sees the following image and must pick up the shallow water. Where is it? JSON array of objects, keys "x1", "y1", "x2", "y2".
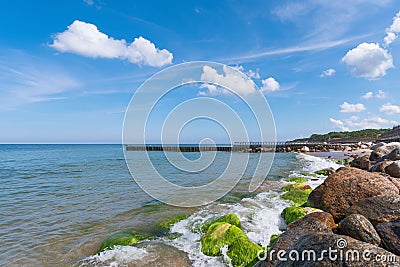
[{"x1": 0, "y1": 145, "x2": 339, "y2": 266}]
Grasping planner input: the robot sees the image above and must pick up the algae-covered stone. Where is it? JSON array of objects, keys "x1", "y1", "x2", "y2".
[
  {"x1": 280, "y1": 189, "x2": 312, "y2": 206},
  {"x1": 314, "y1": 169, "x2": 331, "y2": 176},
  {"x1": 98, "y1": 230, "x2": 150, "y2": 252},
  {"x1": 157, "y1": 214, "x2": 190, "y2": 234},
  {"x1": 269, "y1": 233, "x2": 281, "y2": 246},
  {"x1": 282, "y1": 183, "x2": 311, "y2": 192},
  {"x1": 201, "y1": 222, "x2": 261, "y2": 267},
  {"x1": 281, "y1": 206, "x2": 321, "y2": 224},
  {"x1": 286, "y1": 177, "x2": 307, "y2": 183},
  {"x1": 201, "y1": 213, "x2": 241, "y2": 233},
  {"x1": 300, "y1": 172, "x2": 317, "y2": 177}
]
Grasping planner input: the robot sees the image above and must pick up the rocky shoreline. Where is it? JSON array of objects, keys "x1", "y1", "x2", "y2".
[{"x1": 257, "y1": 142, "x2": 400, "y2": 266}]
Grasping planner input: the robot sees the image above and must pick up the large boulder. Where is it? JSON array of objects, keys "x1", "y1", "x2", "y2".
[
  {"x1": 338, "y1": 214, "x2": 381, "y2": 246},
  {"x1": 376, "y1": 218, "x2": 400, "y2": 255},
  {"x1": 274, "y1": 233, "x2": 399, "y2": 266},
  {"x1": 347, "y1": 194, "x2": 400, "y2": 226},
  {"x1": 257, "y1": 216, "x2": 332, "y2": 267},
  {"x1": 370, "y1": 142, "x2": 400, "y2": 161},
  {"x1": 385, "y1": 161, "x2": 400, "y2": 178},
  {"x1": 308, "y1": 167, "x2": 399, "y2": 221},
  {"x1": 350, "y1": 155, "x2": 373, "y2": 170}
]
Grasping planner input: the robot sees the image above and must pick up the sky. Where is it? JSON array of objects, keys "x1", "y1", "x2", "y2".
[{"x1": 0, "y1": 0, "x2": 400, "y2": 143}]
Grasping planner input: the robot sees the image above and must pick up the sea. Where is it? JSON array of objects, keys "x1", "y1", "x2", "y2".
[{"x1": 0, "y1": 144, "x2": 340, "y2": 266}]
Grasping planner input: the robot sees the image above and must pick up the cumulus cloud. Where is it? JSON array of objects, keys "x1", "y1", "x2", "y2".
[
  {"x1": 200, "y1": 65, "x2": 257, "y2": 96},
  {"x1": 330, "y1": 116, "x2": 397, "y2": 131},
  {"x1": 384, "y1": 11, "x2": 400, "y2": 46},
  {"x1": 380, "y1": 103, "x2": 400, "y2": 115},
  {"x1": 320, "y1": 68, "x2": 336, "y2": 77},
  {"x1": 231, "y1": 65, "x2": 261, "y2": 79},
  {"x1": 261, "y1": 77, "x2": 280, "y2": 92},
  {"x1": 340, "y1": 102, "x2": 366, "y2": 113},
  {"x1": 329, "y1": 118, "x2": 349, "y2": 131},
  {"x1": 341, "y1": 42, "x2": 393, "y2": 79},
  {"x1": 361, "y1": 92, "x2": 373, "y2": 100},
  {"x1": 361, "y1": 90, "x2": 386, "y2": 99},
  {"x1": 50, "y1": 20, "x2": 173, "y2": 67}
]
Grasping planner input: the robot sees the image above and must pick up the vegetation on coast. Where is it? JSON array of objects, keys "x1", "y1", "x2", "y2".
[{"x1": 291, "y1": 128, "x2": 391, "y2": 143}]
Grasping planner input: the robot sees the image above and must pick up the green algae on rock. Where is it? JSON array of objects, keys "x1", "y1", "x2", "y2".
[
  {"x1": 281, "y1": 206, "x2": 321, "y2": 225},
  {"x1": 282, "y1": 183, "x2": 311, "y2": 192},
  {"x1": 314, "y1": 169, "x2": 331, "y2": 176},
  {"x1": 200, "y1": 222, "x2": 261, "y2": 267},
  {"x1": 200, "y1": 213, "x2": 242, "y2": 233},
  {"x1": 286, "y1": 177, "x2": 307, "y2": 183},
  {"x1": 156, "y1": 214, "x2": 190, "y2": 234},
  {"x1": 280, "y1": 189, "x2": 312, "y2": 206},
  {"x1": 98, "y1": 230, "x2": 150, "y2": 253}
]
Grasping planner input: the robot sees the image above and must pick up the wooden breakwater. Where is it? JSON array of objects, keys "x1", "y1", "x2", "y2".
[{"x1": 124, "y1": 142, "x2": 345, "y2": 153}]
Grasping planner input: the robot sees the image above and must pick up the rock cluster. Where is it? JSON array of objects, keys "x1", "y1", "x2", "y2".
[{"x1": 257, "y1": 144, "x2": 400, "y2": 266}]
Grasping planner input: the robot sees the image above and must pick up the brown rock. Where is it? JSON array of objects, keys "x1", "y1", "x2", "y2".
[
  {"x1": 386, "y1": 161, "x2": 400, "y2": 178},
  {"x1": 258, "y1": 216, "x2": 332, "y2": 267},
  {"x1": 306, "y1": 212, "x2": 336, "y2": 229},
  {"x1": 389, "y1": 177, "x2": 400, "y2": 191},
  {"x1": 274, "y1": 233, "x2": 399, "y2": 266},
  {"x1": 376, "y1": 218, "x2": 400, "y2": 255},
  {"x1": 348, "y1": 194, "x2": 400, "y2": 226},
  {"x1": 308, "y1": 167, "x2": 399, "y2": 221},
  {"x1": 350, "y1": 155, "x2": 373, "y2": 170},
  {"x1": 338, "y1": 214, "x2": 381, "y2": 246}
]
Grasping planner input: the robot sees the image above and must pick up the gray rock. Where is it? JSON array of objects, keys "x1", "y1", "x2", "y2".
[
  {"x1": 377, "y1": 218, "x2": 400, "y2": 256},
  {"x1": 274, "y1": 233, "x2": 399, "y2": 266},
  {"x1": 385, "y1": 161, "x2": 400, "y2": 178},
  {"x1": 371, "y1": 142, "x2": 386, "y2": 151},
  {"x1": 348, "y1": 194, "x2": 400, "y2": 226},
  {"x1": 382, "y1": 148, "x2": 400, "y2": 161},
  {"x1": 370, "y1": 142, "x2": 400, "y2": 161},
  {"x1": 338, "y1": 214, "x2": 381, "y2": 246}
]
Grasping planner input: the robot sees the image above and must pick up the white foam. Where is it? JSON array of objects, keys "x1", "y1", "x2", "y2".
[{"x1": 82, "y1": 246, "x2": 148, "y2": 267}]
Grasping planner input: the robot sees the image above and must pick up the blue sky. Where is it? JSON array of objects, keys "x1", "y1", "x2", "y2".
[{"x1": 0, "y1": 0, "x2": 400, "y2": 143}]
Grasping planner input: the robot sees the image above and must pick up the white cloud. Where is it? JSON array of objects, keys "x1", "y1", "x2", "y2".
[
  {"x1": 380, "y1": 103, "x2": 400, "y2": 115},
  {"x1": 231, "y1": 65, "x2": 261, "y2": 79},
  {"x1": 83, "y1": 0, "x2": 94, "y2": 5},
  {"x1": 50, "y1": 20, "x2": 173, "y2": 67},
  {"x1": 261, "y1": 77, "x2": 280, "y2": 92},
  {"x1": 200, "y1": 65, "x2": 257, "y2": 96},
  {"x1": 329, "y1": 118, "x2": 349, "y2": 131},
  {"x1": 247, "y1": 69, "x2": 261, "y2": 79},
  {"x1": 384, "y1": 11, "x2": 400, "y2": 46},
  {"x1": 361, "y1": 90, "x2": 386, "y2": 100},
  {"x1": 330, "y1": 116, "x2": 397, "y2": 131},
  {"x1": 341, "y1": 42, "x2": 393, "y2": 79},
  {"x1": 361, "y1": 92, "x2": 373, "y2": 100},
  {"x1": 320, "y1": 68, "x2": 336, "y2": 77},
  {"x1": 340, "y1": 102, "x2": 366, "y2": 113},
  {"x1": 376, "y1": 90, "x2": 386, "y2": 99}
]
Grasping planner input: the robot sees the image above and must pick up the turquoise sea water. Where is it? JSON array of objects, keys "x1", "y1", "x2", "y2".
[{"x1": 0, "y1": 144, "x2": 339, "y2": 266}]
